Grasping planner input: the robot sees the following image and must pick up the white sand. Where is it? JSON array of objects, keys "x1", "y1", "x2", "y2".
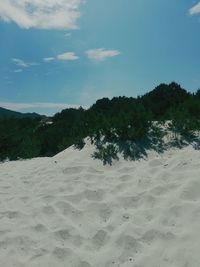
[{"x1": 0, "y1": 143, "x2": 200, "y2": 267}]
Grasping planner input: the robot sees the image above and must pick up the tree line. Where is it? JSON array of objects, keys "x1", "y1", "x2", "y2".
[{"x1": 1, "y1": 82, "x2": 200, "y2": 163}]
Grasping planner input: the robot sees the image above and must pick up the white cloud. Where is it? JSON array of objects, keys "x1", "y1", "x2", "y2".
[
  {"x1": 86, "y1": 48, "x2": 121, "y2": 62},
  {"x1": 12, "y1": 58, "x2": 38, "y2": 68},
  {"x1": 0, "y1": 0, "x2": 83, "y2": 30},
  {"x1": 43, "y1": 52, "x2": 78, "y2": 63},
  {"x1": 57, "y1": 52, "x2": 79, "y2": 61},
  {"x1": 43, "y1": 57, "x2": 55, "y2": 63},
  {"x1": 189, "y1": 2, "x2": 200, "y2": 15}
]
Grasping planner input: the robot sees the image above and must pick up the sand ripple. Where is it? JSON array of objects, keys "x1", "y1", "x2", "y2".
[{"x1": 0, "y1": 145, "x2": 200, "y2": 266}]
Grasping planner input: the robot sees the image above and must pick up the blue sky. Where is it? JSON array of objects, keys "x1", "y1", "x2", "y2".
[{"x1": 0, "y1": 0, "x2": 200, "y2": 115}]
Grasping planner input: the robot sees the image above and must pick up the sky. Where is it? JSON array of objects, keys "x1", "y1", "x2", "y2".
[{"x1": 0, "y1": 0, "x2": 200, "y2": 115}]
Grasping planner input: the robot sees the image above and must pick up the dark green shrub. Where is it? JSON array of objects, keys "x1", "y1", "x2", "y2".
[{"x1": 92, "y1": 144, "x2": 119, "y2": 165}]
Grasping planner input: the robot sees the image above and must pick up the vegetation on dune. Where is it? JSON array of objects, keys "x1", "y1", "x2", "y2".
[{"x1": 1, "y1": 82, "x2": 200, "y2": 164}]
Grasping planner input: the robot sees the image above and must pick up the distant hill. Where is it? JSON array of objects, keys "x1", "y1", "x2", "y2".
[
  {"x1": 0, "y1": 107, "x2": 44, "y2": 119},
  {"x1": 1, "y1": 82, "x2": 200, "y2": 162}
]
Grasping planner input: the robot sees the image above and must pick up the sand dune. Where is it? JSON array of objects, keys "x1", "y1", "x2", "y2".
[{"x1": 0, "y1": 143, "x2": 200, "y2": 266}]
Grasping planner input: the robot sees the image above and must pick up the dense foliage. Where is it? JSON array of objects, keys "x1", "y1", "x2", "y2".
[{"x1": 1, "y1": 82, "x2": 200, "y2": 163}]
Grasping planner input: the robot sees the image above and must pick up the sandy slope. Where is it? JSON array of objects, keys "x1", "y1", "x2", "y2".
[{"x1": 0, "y1": 143, "x2": 200, "y2": 267}]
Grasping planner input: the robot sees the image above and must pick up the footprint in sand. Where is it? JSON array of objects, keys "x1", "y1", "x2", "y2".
[
  {"x1": 84, "y1": 202, "x2": 112, "y2": 222},
  {"x1": 54, "y1": 228, "x2": 83, "y2": 247},
  {"x1": 87, "y1": 167, "x2": 103, "y2": 174},
  {"x1": 62, "y1": 166, "x2": 84, "y2": 175},
  {"x1": 32, "y1": 224, "x2": 47, "y2": 233},
  {"x1": 112, "y1": 182, "x2": 130, "y2": 194},
  {"x1": 119, "y1": 174, "x2": 132, "y2": 182},
  {"x1": 141, "y1": 229, "x2": 175, "y2": 245},
  {"x1": 41, "y1": 195, "x2": 55, "y2": 204},
  {"x1": 150, "y1": 183, "x2": 178, "y2": 196},
  {"x1": 55, "y1": 201, "x2": 82, "y2": 218},
  {"x1": 116, "y1": 234, "x2": 141, "y2": 252},
  {"x1": 52, "y1": 247, "x2": 72, "y2": 260},
  {"x1": 160, "y1": 171, "x2": 171, "y2": 182},
  {"x1": 42, "y1": 205, "x2": 56, "y2": 215},
  {"x1": 65, "y1": 193, "x2": 83, "y2": 204},
  {"x1": 98, "y1": 204, "x2": 112, "y2": 221},
  {"x1": 20, "y1": 196, "x2": 29, "y2": 203},
  {"x1": 84, "y1": 189, "x2": 105, "y2": 202},
  {"x1": 54, "y1": 229, "x2": 71, "y2": 241},
  {"x1": 148, "y1": 167, "x2": 160, "y2": 175},
  {"x1": 148, "y1": 159, "x2": 163, "y2": 167},
  {"x1": 0, "y1": 235, "x2": 36, "y2": 251},
  {"x1": 92, "y1": 229, "x2": 109, "y2": 249},
  {"x1": 118, "y1": 195, "x2": 141, "y2": 209},
  {"x1": 118, "y1": 167, "x2": 135, "y2": 174},
  {"x1": 76, "y1": 261, "x2": 92, "y2": 267},
  {"x1": 180, "y1": 180, "x2": 200, "y2": 201},
  {"x1": 5, "y1": 211, "x2": 21, "y2": 219}
]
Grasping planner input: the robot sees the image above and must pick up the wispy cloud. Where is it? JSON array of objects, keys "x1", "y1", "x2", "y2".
[
  {"x1": 43, "y1": 57, "x2": 55, "y2": 63},
  {"x1": 43, "y1": 52, "x2": 79, "y2": 63},
  {"x1": 57, "y1": 52, "x2": 79, "y2": 61},
  {"x1": 86, "y1": 48, "x2": 121, "y2": 62},
  {"x1": 13, "y1": 69, "x2": 23, "y2": 73},
  {"x1": 12, "y1": 58, "x2": 29, "y2": 68},
  {"x1": 0, "y1": 0, "x2": 84, "y2": 30},
  {"x1": 12, "y1": 58, "x2": 38, "y2": 68},
  {"x1": 64, "y1": 32, "x2": 72, "y2": 38},
  {"x1": 189, "y1": 2, "x2": 200, "y2": 15}
]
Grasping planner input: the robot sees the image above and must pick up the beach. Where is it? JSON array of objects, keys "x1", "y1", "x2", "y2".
[{"x1": 0, "y1": 143, "x2": 200, "y2": 266}]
